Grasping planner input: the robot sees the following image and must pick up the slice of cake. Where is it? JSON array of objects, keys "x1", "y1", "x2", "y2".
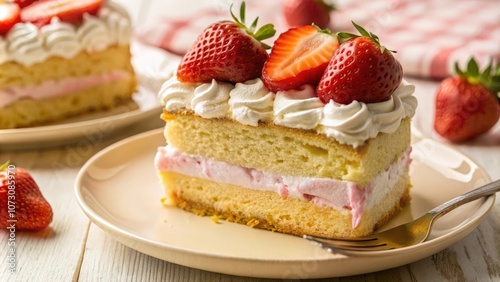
[
  {"x1": 154, "y1": 4, "x2": 417, "y2": 238},
  {"x1": 0, "y1": 0, "x2": 136, "y2": 129}
]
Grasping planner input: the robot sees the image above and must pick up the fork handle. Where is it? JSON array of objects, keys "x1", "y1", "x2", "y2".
[{"x1": 427, "y1": 179, "x2": 500, "y2": 219}]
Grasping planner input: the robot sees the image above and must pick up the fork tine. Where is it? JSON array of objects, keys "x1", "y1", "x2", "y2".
[
  {"x1": 304, "y1": 234, "x2": 377, "y2": 242},
  {"x1": 304, "y1": 236, "x2": 394, "y2": 252},
  {"x1": 305, "y1": 236, "x2": 385, "y2": 247}
]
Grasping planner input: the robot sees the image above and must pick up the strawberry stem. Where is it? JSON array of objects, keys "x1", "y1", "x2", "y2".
[
  {"x1": 337, "y1": 21, "x2": 396, "y2": 53},
  {"x1": 456, "y1": 57, "x2": 500, "y2": 102},
  {"x1": 229, "y1": 1, "x2": 276, "y2": 49},
  {"x1": 0, "y1": 161, "x2": 9, "y2": 171}
]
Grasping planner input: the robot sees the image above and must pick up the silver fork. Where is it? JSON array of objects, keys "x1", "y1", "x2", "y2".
[{"x1": 304, "y1": 179, "x2": 500, "y2": 253}]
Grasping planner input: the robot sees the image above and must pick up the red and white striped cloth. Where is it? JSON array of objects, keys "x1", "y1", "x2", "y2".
[{"x1": 137, "y1": 0, "x2": 500, "y2": 79}]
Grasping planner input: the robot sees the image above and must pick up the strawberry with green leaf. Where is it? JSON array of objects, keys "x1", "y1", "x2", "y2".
[
  {"x1": 0, "y1": 161, "x2": 53, "y2": 231},
  {"x1": 262, "y1": 25, "x2": 339, "y2": 92},
  {"x1": 434, "y1": 58, "x2": 500, "y2": 142},
  {"x1": 176, "y1": 2, "x2": 276, "y2": 84},
  {"x1": 317, "y1": 21, "x2": 403, "y2": 104}
]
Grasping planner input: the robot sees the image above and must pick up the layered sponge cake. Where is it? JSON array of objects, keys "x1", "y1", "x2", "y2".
[
  {"x1": 154, "y1": 5, "x2": 417, "y2": 238},
  {"x1": 0, "y1": 0, "x2": 136, "y2": 129}
]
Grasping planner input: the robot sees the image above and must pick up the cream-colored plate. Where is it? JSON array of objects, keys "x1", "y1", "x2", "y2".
[
  {"x1": 0, "y1": 42, "x2": 179, "y2": 150},
  {"x1": 75, "y1": 128, "x2": 493, "y2": 279}
]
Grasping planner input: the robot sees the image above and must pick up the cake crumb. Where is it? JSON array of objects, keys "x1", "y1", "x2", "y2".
[
  {"x1": 246, "y1": 219, "x2": 260, "y2": 227},
  {"x1": 211, "y1": 215, "x2": 221, "y2": 224}
]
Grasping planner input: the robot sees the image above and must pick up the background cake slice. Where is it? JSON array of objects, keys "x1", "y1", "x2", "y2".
[
  {"x1": 0, "y1": 0, "x2": 136, "y2": 129},
  {"x1": 155, "y1": 4, "x2": 417, "y2": 238}
]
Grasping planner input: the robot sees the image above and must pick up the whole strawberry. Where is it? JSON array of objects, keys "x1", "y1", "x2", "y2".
[
  {"x1": 283, "y1": 0, "x2": 334, "y2": 29},
  {"x1": 262, "y1": 25, "x2": 339, "y2": 92},
  {"x1": 434, "y1": 58, "x2": 500, "y2": 142},
  {"x1": 317, "y1": 22, "x2": 403, "y2": 104},
  {"x1": 176, "y1": 2, "x2": 276, "y2": 84},
  {"x1": 0, "y1": 162, "x2": 53, "y2": 231}
]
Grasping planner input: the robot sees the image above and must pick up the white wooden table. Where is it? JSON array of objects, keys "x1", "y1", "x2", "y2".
[{"x1": 1, "y1": 0, "x2": 499, "y2": 281}]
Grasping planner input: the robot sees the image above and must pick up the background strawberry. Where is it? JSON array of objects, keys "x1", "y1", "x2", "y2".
[
  {"x1": 176, "y1": 2, "x2": 276, "y2": 84},
  {"x1": 0, "y1": 162, "x2": 53, "y2": 231},
  {"x1": 283, "y1": 0, "x2": 334, "y2": 29},
  {"x1": 316, "y1": 22, "x2": 403, "y2": 104},
  {"x1": 434, "y1": 58, "x2": 500, "y2": 142},
  {"x1": 262, "y1": 25, "x2": 338, "y2": 92},
  {"x1": 21, "y1": 0, "x2": 104, "y2": 27},
  {"x1": 0, "y1": 3, "x2": 21, "y2": 36}
]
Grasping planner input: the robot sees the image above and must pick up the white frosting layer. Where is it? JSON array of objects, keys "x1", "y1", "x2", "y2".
[
  {"x1": 155, "y1": 145, "x2": 411, "y2": 228},
  {"x1": 0, "y1": 1, "x2": 132, "y2": 66},
  {"x1": 159, "y1": 77, "x2": 418, "y2": 147}
]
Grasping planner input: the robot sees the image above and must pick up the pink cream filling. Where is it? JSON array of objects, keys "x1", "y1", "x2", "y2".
[
  {"x1": 0, "y1": 70, "x2": 132, "y2": 108},
  {"x1": 155, "y1": 145, "x2": 411, "y2": 229}
]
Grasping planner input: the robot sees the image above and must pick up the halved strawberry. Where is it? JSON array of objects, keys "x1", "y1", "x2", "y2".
[
  {"x1": 0, "y1": 3, "x2": 21, "y2": 36},
  {"x1": 21, "y1": 0, "x2": 104, "y2": 27},
  {"x1": 262, "y1": 25, "x2": 339, "y2": 93},
  {"x1": 13, "y1": 0, "x2": 39, "y2": 9}
]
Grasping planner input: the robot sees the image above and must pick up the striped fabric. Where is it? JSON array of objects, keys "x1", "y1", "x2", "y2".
[{"x1": 137, "y1": 0, "x2": 500, "y2": 79}]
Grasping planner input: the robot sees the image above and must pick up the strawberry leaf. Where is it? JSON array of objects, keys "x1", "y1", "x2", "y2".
[
  {"x1": 0, "y1": 161, "x2": 9, "y2": 171},
  {"x1": 229, "y1": 1, "x2": 276, "y2": 49},
  {"x1": 467, "y1": 58, "x2": 480, "y2": 77},
  {"x1": 336, "y1": 21, "x2": 396, "y2": 53}
]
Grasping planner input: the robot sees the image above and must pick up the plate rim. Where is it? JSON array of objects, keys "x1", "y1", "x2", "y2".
[{"x1": 74, "y1": 128, "x2": 495, "y2": 278}]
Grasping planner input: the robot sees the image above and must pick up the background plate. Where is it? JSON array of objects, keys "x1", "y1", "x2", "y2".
[
  {"x1": 75, "y1": 129, "x2": 493, "y2": 279},
  {"x1": 0, "y1": 42, "x2": 179, "y2": 150}
]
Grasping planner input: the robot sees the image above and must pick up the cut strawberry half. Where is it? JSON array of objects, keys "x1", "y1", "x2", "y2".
[
  {"x1": 262, "y1": 25, "x2": 339, "y2": 93},
  {"x1": 0, "y1": 3, "x2": 21, "y2": 36},
  {"x1": 21, "y1": 0, "x2": 104, "y2": 27}
]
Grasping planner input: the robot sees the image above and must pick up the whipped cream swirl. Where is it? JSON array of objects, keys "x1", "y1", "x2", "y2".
[
  {"x1": 6, "y1": 23, "x2": 47, "y2": 66},
  {"x1": 158, "y1": 77, "x2": 418, "y2": 147},
  {"x1": 191, "y1": 79, "x2": 232, "y2": 118},
  {"x1": 41, "y1": 18, "x2": 81, "y2": 59},
  {"x1": 0, "y1": 1, "x2": 132, "y2": 66},
  {"x1": 159, "y1": 75, "x2": 198, "y2": 112},
  {"x1": 274, "y1": 85, "x2": 324, "y2": 130},
  {"x1": 228, "y1": 79, "x2": 274, "y2": 126},
  {"x1": 320, "y1": 80, "x2": 415, "y2": 147}
]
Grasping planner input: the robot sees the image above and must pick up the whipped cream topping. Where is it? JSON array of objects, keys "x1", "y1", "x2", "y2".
[
  {"x1": 191, "y1": 79, "x2": 232, "y2": 118},
  {"x1": 228, "y1": 78, "x2": 274, "y2": 126},
  {"x1": 274, "y1": 85, "x2": 324, "y2": 130},
  {"x1": 0, "y1": 1, "x2": 132, "y2": 66},
  {"x1": 155, "y1": 145, "x2": 411, "y2": 229},
  {"x1": 160, "y1": 77, "x2": 417, "y2": 147}
]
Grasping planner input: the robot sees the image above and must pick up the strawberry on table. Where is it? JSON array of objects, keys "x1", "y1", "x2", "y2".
[
  {"x1": 283, "y1": 0, "x2": 334, "y2": 29},
  {"x1": 0, "y1": 3, "x2": 21, "y2": 36},
  {"x1": 262, "y1": 25, "x2": 339, "y2": 93},
  {"x1": 176, "y1": 2, "x2": 276, "y2": 84},
  {"x1": 0, "y1": 162, "x2": 53, "y2": 231},
  {"x1": 21, "y1": 0, "x2": 104, "y2": 27},
  {"x1": 434, "y1": 58, "x2": 500, "y2": 142},
  {"x1": 317, "y1": 21, "x2": 403, "y2": 104}
]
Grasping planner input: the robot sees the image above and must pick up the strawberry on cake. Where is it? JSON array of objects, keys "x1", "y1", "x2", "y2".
[
  {"x1": 155, "y1": 3, "x2": 417, "y2": 238},
  {"x1": 0, "y1": 0, "x2": 136, "y2": 129}
]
